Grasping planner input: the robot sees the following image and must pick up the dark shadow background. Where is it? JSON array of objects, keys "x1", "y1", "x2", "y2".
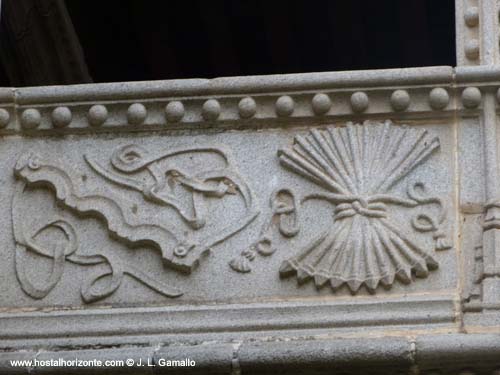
[{"x1": 1, "y1": 0, "x2": 456, "y2": 86}]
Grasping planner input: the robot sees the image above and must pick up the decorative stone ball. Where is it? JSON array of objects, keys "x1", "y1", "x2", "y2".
[
  {"x1": 311, "y1": 93, "x2": 332, "y2": 115},
  {"x1": 88, "y1": 105, "x2": 108, "y2": 127},
  {"x1": 350, "y1": 91, "x2": 369, "y2": 113},
  {"x1": 461, "y1": 87, "x2": 481, "y2": 109},
  {"x1": 127, "y1": 103, "x2": 147, "y2": 125},
  {"x1": 390, "y1": 90, "x2": 411, "y2": 112},
  {"x1": 202, "y1": 99, "x2": 221, "y2": 121},
  {"x1": 464, "y1": 6, "x2": 479, "y2": 27},
  {"x1": 238, "y1": 97, "x2": 257, "y2": 118},
  {"x1": 465, "y1": 39, "x2": 480, "y2": 60},
  {"x1": 275, "y1": 95, "x2": 295, "y2": 117},
  {"x1": 165, "y1": 101, "x2": 185, "y2": 123},
  {"x1": 51, "y1": 106, "x2": 72, "y2": 128},
  {"x1": 0, "y1": 108, "x2": 10, "y2": 128},
  {"x1": 429, "y1": 88, "x2": 449, "y2": 110},
  {"x1": 21, "y1": 108, "x2": 41, "y2": 129}
]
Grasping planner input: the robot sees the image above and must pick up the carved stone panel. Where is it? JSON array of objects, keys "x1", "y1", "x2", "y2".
[
  {"x1": 1, "y1": 67, "x2": 480, "y2": 366},
  {"x1": 0, "y1": 119, "x2": 456, "y2": 309}
]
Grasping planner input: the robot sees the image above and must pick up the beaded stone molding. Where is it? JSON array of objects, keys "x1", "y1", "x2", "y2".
[
  {"x1": 0, "y1": 64, "x2": 499, "y2": 374},
  {"x1": 0, "y1": 66, "x2": 498, "y2": 135}
]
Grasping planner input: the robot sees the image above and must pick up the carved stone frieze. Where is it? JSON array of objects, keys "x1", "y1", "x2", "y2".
[
  {"x1": 11, "y1": 143, "x2": 261, "y2": 302},
  {"x1": 0, "y1": 3, "x2": 499, "y2": 367},
  {"x1": 0, "y1": 65, "x2": 480, "y2": 370},
  {"x1": 8, "y1": 120, "x2": 454, "y2": 302}
]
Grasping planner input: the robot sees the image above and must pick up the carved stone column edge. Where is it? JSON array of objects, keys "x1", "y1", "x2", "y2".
[{"x1": 456, "y1": 0, "x2": 500, "y2": 66}]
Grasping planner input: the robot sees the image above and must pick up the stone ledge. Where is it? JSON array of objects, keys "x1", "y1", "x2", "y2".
[
  {"x1": 1, "y1": 334, "x2": 499, "y2": 374},
  {"x1": 0, "y1": 66, "x2": 476, "y2": 135},
  {"x1": 0, "y1": 296, "x2": 456, "y2": 349}
]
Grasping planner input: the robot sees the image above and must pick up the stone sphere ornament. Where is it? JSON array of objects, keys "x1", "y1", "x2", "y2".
[
  {"x1": 127, "y1": 103, "x2": 147, "y2": 125},
  {"x1": 429, "y1": 88, "x2": 449, "y2": 110},
  {"x1": 311, "y1": 93, "x2": 332, "y2": 115},
  {"x1": 165, "y1": 101, "x2": 185, "y2": 123},
  {"x1": 275, "y1": 95, "x2": 295, "y2": 117},
  {"x1": 0, "y1": 108, "x2": 10, "y2": 128},
  {"x1": 202, "y1": 99, "x2": 221, "y2": 121},
  {"x1": 88, "y1": 105, "x2": 108, "y2": 127},
  {"x1": 21, "y1": 108, "x2": 41, "y2": 129},
  {"x1": 465, "y1": 39, "x2": 480, "y2": 60},
  {"x1": 51, "y1": 106, "x2": 72, "y2": 128},
  {"x1": 462, "y1": 87, "x2": 481, "y2": 109},
  {"x1": 238, "y1": 97, "x2": 257, "y2": 118},
  {"x1": 464, "y1": 6, "x2": 479, "y2": 27},
  {"x1": 350, "y1": 91, "x2": 369, "y2": 113},
  {"x1": 390, "y1": 90, "x2": 411, "y2": 112}
]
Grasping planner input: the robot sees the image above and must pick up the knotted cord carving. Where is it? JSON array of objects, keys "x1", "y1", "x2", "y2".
[
  {"x1": 230, "y1": 188, "x2": 299, "y2": 273},
  {"x1": 278, "y1": 121, "x2": 451, "y2": 293},
  {"x1": 12, "y1": 184, "x2": 182, "y2": 302}
]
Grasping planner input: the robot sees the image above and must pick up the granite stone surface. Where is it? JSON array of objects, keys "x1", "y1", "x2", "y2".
[{"x1": 1, "y1": 34, "x2": 500, "y2": 372}]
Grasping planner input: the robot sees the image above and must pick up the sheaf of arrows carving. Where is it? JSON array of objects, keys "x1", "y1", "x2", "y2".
[{"x1": 278, "y1": 120, "x2": 451, "y2": 293}]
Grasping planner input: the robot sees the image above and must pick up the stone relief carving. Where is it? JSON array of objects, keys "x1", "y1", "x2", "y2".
[
  {"x1": 83, "y1": 144, "x2": 259, "y2": 271},
  {"x1": 230, "y1": 188, "x2": 299, "y2": 273},
  {"x1": 12, "y1": 192, "x2": 182, "y2": 302},
  {"x1": 278, "y1": 121, "x2": 451, "y2": 293},
  {"x1": 10, "y1": 121, "x2": 452, "y2": 301},
  {"x1": 12, "y1": 145, "x2": 259, "y2": 301},
  {"x1": 84, "y1": 144, "x2": 253, "y2": 231}
]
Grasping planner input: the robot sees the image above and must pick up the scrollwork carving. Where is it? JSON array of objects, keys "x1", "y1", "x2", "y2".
[
  {"x1": 15, "y1": 145, "x2": 258, "y2": 274},
  {"x1": 12, "y1": 143, "x2": 260, "y2": 302},
  {"x1": 12, "y1": 184, "x2": 182, "y2": 302}
]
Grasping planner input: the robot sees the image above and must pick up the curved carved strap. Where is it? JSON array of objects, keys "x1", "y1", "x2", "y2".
[
  {"x1": 110, "y1": 144, "x2": 232, "y2": 173},
  {"x1": 14, "y1": 154, "x2": 187, "y2": 267},
  {"x1": 406, "y1": 183, "x2": 451, "y2": 250},
  {"x1": 271, "y1": 189, "x2": 300, "y2": 237},
  {"x1": 15, "y1": 243, "x2": 66, "y2": 299},
  {"x1": 85, "y1": 151, "x2": 259, "y2": 268},
  {"x1": 12, "y1": 175, "x2": 184, "y2": 301},
  {"x1": 230, "y1": 189, "x2": 299, "y2": 273},
  {"x1": 14, "y1": 220, "x2": 79, "y2": 299},
  {"x1": 77, "y1": 254, "x2": 124, "y2": 303},
  {"x1": 302, "y1": 182, "x2": 451, "y2": 251},
  {"x1": 125, "y1": 263, "x2": 183, "y2": 298}
]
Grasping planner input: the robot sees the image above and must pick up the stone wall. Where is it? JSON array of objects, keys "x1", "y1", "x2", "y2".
[{"x1": 1, "y1": 1, "x2": 500, "y2": 374}]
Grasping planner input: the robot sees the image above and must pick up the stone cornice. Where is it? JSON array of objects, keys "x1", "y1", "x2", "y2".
[
  {"x1": 0, "y1": 65, "x2": 499, "y2": 372},
  {"x1": 0, "y1": 66, "x2": 496, "y2": 136}
]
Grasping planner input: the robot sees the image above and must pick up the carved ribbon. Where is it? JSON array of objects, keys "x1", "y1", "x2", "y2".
[
  {"x1": 85, "y1": 144, "x2": 256, "y2": 231},
  {"x1": 304, "y1": 182, "x2": 451, "y2": 251},
  {"x1": 84, "y1": 144, "x2": 259, "y2": 267},
  {"x1": 230, "y1": 188, "x2": 299, "y2": 273},
  {"x1": 13, "y1": 184, "x2": 183, "y2": 302}
]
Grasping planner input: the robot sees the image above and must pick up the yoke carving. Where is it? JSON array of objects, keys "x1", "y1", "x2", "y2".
[{"x1": 12, "y1": 144, "x2": 258, "y2": 302}]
